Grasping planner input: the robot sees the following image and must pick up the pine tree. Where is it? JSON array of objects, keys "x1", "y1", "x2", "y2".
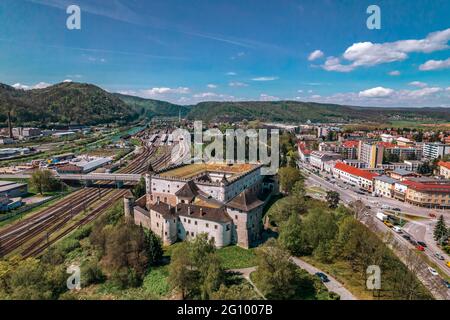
[{"x1": 433, "y1": 215, "x2": 448, "y2": 244}]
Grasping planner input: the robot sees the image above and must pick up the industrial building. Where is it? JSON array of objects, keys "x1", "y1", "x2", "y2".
[{"x1": 0, "y1": 181, "x2": 28, "y2": 198}]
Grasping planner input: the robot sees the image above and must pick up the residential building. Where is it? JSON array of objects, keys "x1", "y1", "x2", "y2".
[
  {"x1": 389, "y1": 168, "x2": 419, "y2": 181},
  {"x1": 373, "y1": 175, "x2": 397, "y2": 198},
  {"x1": 358, "y1": 142, "x2": 384, "y2": 168},
  {"x1": 423, "y1": 142, "x2": 450, "y2": 159},
  {"x1": 310, "y1": 151, "x2": 342, "y2": 170},
  {"x1": 402, "y1": 178, "x2": 450, "y2": 209},
  {"x1": 438, "y1": 161, "x2": 450, "y2": 179},
  {"x1": 333, "y1": 162, "x2": 379, "y2": 191}
]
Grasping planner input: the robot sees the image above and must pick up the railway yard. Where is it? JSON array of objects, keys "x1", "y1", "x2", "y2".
[{"x1": 0, "y1": 128, "x2": 176, "y2": 259}]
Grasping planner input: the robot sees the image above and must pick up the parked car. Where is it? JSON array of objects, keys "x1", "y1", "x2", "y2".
[
  {"x1": 442, "y1": 280, "x2": 450, "y2": 289},
  {"x1": 435, "y1": 253, "x2": 445, "y2": 260},
  {"x1": 402, "y1": 234, "x2": 411, "y2": 241},
  {"x1": 392, "y1": 208, "x2": 402, "y2": 212},
  {"x1": 384, "y1": 221, "x2": 394, "y2": 228},
  {"x1": 416, "y1": 245, "x2": 425, "y2": 251},
  {"x1": 410, "y1": 239, "x2": 418, "y2": 246},
  {"x1": 446, "y1": 261, "x2": 450, "y2": 268},
  {"x1": 417, "y1": 241, "x2": 427, "y2": 248},
  {"x1": 393, "y1": 226, "x2": 402, "y2": 233},
  {"x1": 315, "y1": 272, "x2": 330, "y2": 283},
  {"x1": 427, "y1": 267, "x2": 438, "y2": 276},
  {"x1": 428, "y1": 212, "x2": 437, "y2": 218}
]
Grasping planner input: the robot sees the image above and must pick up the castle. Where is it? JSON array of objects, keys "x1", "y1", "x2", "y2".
[{"x1": 125, "y1": 162, "x2": 278, "y2": 248}]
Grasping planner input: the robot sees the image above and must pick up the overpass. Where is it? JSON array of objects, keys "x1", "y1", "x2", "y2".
[{"x1": 57, "y1": 173, "x2": 143, "y2": 183}]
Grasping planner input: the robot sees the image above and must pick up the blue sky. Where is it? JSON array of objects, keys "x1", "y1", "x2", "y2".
[{"x1": 0, "y1": 0, "x2": 449, "y2": 107}]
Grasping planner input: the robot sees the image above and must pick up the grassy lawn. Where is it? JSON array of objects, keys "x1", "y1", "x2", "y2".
[
  {"x1": 218, "y1": 246, "x2": 257, "y2": 269},
  {"x1": 249, "y1": 269, "x2": 335, "y2": 300},
  {"x1": 142, "y1": 265, "x2": 170, "y2": 297}
]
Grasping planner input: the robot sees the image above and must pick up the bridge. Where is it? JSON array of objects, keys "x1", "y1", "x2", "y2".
[
  {"x1": 57, "y1": 173, "x2": 143, "y2": 183},
  {"x1": 0, "y1": 173, "x2": 144, "y2": 187}
]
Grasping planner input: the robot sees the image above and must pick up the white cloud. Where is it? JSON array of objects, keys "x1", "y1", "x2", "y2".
[
  {"x1": 322, "y1": 57, "x2": 354, "y2": 72},
  {"x1": 193, "y1": 92, "x2": 218, "y2": 98},
  {"x1": 229, "y1": 81, "x2": 248, "y2": 87},
  {"x1": 143, "y1": 87, "x2": 190, "y2": 96},
  {"x1": 297, "y1": 89, "x2": 303, "y2": 93},
  {"x1": 419, "y1": 57, "x2": 450, "y2": 71},
  {"x1": 226, "y1": 72, "x2": 237, "y2": 76},
  {"x1": 403, "y1": 87, "x2": 442, "y2": 98},
  {"x1": 251, "y1": 76, "x2": 279, "y2": 81},
  {"x1": 259, "y1": 93, "x2": 279, "y2": 101},
  {"x1": 207, "y1": 84, "x2": 217, "y2": 89},
  {"x1": 308, "y1": 50, "x2": 324, "y2": 61},
  {"x1": 12, "y1": 82, "x2": 52, "y2": 90},
  {"x1": 63, "y1": 79, "x2": 73, "y2": 83},
  {"x1": 388, "y1": 70, "x2": 401, "y2": 76},
  {"x1": 359, "y1": 87, "x2": 394, "y2": 98},
  {"x1": 310, "y1": 95, "x2": 322, "y2": 99},
  {"x1": 322, "y1": 28, "x2": 450, "y2": 72},
  {"x1": 409, "y1": 81, "x2": 427, "y2": 88}
]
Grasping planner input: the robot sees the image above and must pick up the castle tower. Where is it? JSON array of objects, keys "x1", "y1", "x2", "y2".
[{"x1": 124, "y1": 193, "x2": 135, "y2": 219}]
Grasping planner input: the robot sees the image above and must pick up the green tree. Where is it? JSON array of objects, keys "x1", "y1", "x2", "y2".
[
  {"x1": 278, "y1": 167, "x2": 302, "y2": 194},
  {"x1": 252, "y1": 239, "x2": 299, "y2": 299},
  {"x1": 168, "y1": 242, "x2": 198, "y2": 299},
  {"x1": 325, "y1": 191, "x2": 340, "y2": 209},
  {"x1": 303, "y1": 209, "x2": 338, "y2": 249},
  {"x1": 434, "y1": 215, "x2": 448, "y2": 244},
  {"x1": 144, "y1": 229, "x2": 163, "y2": 266},
  {"x1": 211, "y1": 284, "x2": 259, "y2": 300},
  {"x1": 132, "y1": 177, "x2": 146, "y2": 198},
  {"x1": 279, "y1": 214, "x2": 312, "y2": 256},
  {"x1": 30, "y1": 170, "x2": 61, "y2": 195}
]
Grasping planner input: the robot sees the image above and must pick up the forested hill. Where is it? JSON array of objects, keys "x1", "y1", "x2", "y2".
[
  {"x1": 1, "y1": 82, "x2": 448, "y2": 126},
  {"x1": 186, "y1": 101, "x2": 450, "y2": 123}
]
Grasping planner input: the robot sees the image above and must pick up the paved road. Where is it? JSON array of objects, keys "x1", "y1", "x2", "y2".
[
  {"x1": 231, "y1": 257, "x2": 356, "y2": 300},
  {"x1": 290, "y1": 257, "x2": 356, "y2": 300},
  {"x1": 299, "y1": 162, "x2": 450, "y2": 299}
]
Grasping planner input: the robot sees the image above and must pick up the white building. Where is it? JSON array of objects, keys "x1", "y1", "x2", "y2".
[{"x1": 423, "y1": 143, "x2": 450, "y2": 159}]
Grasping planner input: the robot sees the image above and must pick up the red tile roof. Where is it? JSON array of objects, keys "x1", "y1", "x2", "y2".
[
  {"x1": 377, "y1": 142, "x2": 396, "y2": 148},
  {"x1": 342, "y1": 140, "x2": 359, "y2": 148},
  {"x1": 334, "y1": 162, "x2": 379, "y2": 181},
  {"x1": 402, "y1": 179, "x2": 450, "y2": 193},
  {"x1": 438, "y1": 161, "x2": 450, "y2": 170}
]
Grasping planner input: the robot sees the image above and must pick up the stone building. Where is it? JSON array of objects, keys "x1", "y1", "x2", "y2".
[{"x1": 129, "y1": 162, "x2": 277, "y2": 248}]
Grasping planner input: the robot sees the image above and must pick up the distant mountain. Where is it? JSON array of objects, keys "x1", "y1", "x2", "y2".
[
  {"x1": 1, "y1": 82, "x2": 448, "y2": 127},
  {"x1": 114, "y1": 93, "x2": 189, "y2": 119},
  {"x1": 0, "y1": 82, "x2": 134, "y2": 126},
  {"x1": 186, "y1": 101, "x2": 450, "y2": 123}
]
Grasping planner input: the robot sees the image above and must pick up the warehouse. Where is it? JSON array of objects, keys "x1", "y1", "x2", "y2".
[{"x1": 0, "y1": 181, "x2": 28, "y2": 198}]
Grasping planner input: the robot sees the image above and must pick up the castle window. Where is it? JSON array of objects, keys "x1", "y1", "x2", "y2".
[
  {"x1": 235, "y1": 215, "x2": 238, "y2": 220},
  {"x1": 191, "y1": 232, "x2": 194, "y2": 236},
  {"x1": 206, "y1": 223, "x2": 209, "y2": 228},
  {"x1": 195, "y1": 221, "x2": 197, "y2": 225},
  {"x1": 157, "y1": 223, "x2": 159, "y2": 227},
  {"x1": 188, "y1": 219, "x2": 191, "y2": 224},
  {"x1": 214, "y1": 225, "x2": 218, "y2": 230},
  {"x1": 183, "y1": 218, "x2": 186, "y2": 222},
  {"x1": 165, "y1": 232, "x2": 167, "y2": 236},
  {"x1": 226, "y1": 225, "x2": 230, "y2": 231}
]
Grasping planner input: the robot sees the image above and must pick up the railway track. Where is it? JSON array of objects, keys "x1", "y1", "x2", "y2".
[{"x1": 0, "y1": 138, "x2": 161, "y2": 258}]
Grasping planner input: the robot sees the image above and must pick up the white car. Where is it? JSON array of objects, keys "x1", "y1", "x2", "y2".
[
  {"x1": 393, "y1": 226, "x2": 402, "y2": 233},
  {"x1": 428, "y1": 267, "x2": 438, "y2": 276}
]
